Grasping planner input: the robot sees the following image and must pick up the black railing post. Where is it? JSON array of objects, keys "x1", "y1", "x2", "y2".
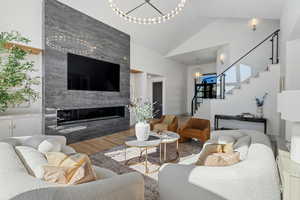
[
  {"x1": 276, "y1": 32, "x2": 279, "y2": 64},
  {"x1": 270, "y1": 36, "x2": 274, "y2": 64},
  {"x1": 219, "y1": 75, "x2": 222, "y2": 99},
  {"x1": 222, "y1": 74, "x2": 226, "y2": 99},
  {"x1": 191, "y1": 97, "x2": 194, "y2": 116}
]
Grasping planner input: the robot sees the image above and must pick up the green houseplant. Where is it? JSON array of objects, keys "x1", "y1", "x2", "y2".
[{"x1": 0, "y1": 31, "x2": 39, "y2": 112}]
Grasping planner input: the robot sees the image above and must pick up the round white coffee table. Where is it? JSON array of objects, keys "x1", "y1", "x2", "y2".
[
  {"x1": 125, "y1": 135, "x2": 161, "y2": 174},
  {"x1": 151, "y1": 131, "x2": 180, "y2": 163}
]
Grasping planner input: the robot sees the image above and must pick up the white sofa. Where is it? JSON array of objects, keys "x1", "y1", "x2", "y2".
[
  {"x1": 0, "y1": 135, "x2": 144, "y2": 200},
  {"x1": 158, "y1": 130, "x2": 281, "y2": 200}
]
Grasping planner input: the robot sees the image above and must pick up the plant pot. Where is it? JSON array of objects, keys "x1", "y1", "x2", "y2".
[
  {"x1": 257, "y1": 106, "x2": 264, "y2": 118},
  {"x1": 135, "y1": 122, "x2": 150, "y2": 141}
]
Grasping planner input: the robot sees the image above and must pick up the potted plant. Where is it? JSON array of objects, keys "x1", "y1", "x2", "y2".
[
  {"x1": 0, "y1": 31, "x2": 40, "y2": 112},
  {"x1": 255, "y1": 93, "x2": 268, "y2": 118},
  {"x1": 128, "y1": 98, "x2": 155, "y2": 141}
]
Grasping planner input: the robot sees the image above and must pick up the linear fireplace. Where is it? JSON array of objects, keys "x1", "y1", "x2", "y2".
[{"x1": 57, "y1": 106, "x2": 125, "y2": 126}]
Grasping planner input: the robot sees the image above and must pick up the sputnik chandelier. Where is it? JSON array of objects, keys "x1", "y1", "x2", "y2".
[{"x1": 108, "y1": 0, "x2": 187, "y2": 25}]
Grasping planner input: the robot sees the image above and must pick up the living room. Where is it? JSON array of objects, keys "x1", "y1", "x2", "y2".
[{"x1": 0, "y1": 0, "x2": 300, "y2": 200}]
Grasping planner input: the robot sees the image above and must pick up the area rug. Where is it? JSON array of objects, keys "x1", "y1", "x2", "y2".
[{"x1": 90, "y1": 140, "x2": 202, "y2": 200}]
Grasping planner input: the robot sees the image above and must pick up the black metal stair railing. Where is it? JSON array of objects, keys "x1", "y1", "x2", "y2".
[{"x1": 191, "y1": 29, "x2": 280, "y2": 116}]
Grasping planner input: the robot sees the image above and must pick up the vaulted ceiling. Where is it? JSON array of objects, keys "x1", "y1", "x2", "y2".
[{"x1": 58, "y1": 0, "x2": 284, "y2": 55}]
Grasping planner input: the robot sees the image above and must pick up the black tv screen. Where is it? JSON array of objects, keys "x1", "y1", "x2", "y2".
[{"x1": 67, "y1": 53, "x2": 120, "y2": 91}]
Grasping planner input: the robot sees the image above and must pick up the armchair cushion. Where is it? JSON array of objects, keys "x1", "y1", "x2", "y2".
[{"x1": 179, "y1": 118, "x2": 210, "y2": 143}]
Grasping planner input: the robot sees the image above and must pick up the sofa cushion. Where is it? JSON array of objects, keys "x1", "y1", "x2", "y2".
[
  {"x1": 38, "y1": 139, "x2": 62, "y2": 154},
  {"x1": 15, "y1": 146, "x2": 48, "y2": 178},
  {"x1": 0, "y1": 142, "x2": 27, "y2": 173},
  {"x1": 233, "y1": 135, "x2": 252, "y2": 160},
  {"x1": 211, "y1": 130, "x2": 246, "y2": 140}
]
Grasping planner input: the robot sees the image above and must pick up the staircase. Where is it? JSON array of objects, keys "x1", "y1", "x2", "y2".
[
  {"x1": 191, "y1": 29, "x2": 281, "y2": 134},
  {"x1": 194, "y1": 64, "x2": 280, "y2": 134}
]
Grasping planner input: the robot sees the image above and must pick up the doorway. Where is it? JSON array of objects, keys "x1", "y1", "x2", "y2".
[{"x1": 152, "y1": 81, "x2": 163, "y2": 118}]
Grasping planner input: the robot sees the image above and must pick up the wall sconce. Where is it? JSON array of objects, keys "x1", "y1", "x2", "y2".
[
  {"x1": 251, "y1": 18, "x2": 258, "y2": 31},
  {"x1": 194, "y1": 72, "x2": 202, "y2": 84},
  {"x1": 219, "y1": 54, "x2": 225, "y2": 65},
  {"x1": 195, "y1": 72, "x2": 202, "y2": 78}
]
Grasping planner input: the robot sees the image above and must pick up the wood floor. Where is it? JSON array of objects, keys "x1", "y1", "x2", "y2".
[
  {"x1": 70, "y1": 115, "x2": 191, "y2": 155},
  {"x1": 69, "y1": 128, "x2": 135, "y2": 155}
]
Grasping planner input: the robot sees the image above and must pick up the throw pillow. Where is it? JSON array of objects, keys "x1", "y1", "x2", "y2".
[
  {"x1": 23, "y1": 136, "x2": 47, "y2": 149},
  {"x1": 196, "y1": 143, "x2": 237, "y2": 166},
  {"x1": 162, "y1": 115, "x2": 175, "y2": 125},
  {"x1": 233, "y1": 135, "x2": 251, "y2": 160},
  {"x1": 196, "y1": 144, "x2": 223, "y2": 165},
  {"x1": 43, "y1": 152, "x2": 97, "y2": 185},
  {"x1": 38, "y1": 139, "x2": 62, "y2": 154},
  {"x1": 153, "y1": 123, "x2": 169, "y2": 132},
  {"x1": 204, "y1": 152, "x2": 240, "y2": 166},
  {"x1": 15, "y1": 146, "x2": 48, "y2": 178}
]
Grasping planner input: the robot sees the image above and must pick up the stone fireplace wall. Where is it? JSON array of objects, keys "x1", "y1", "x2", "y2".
[{"x1": 43, "y1": 0, "x2": 130, "y2": 143}]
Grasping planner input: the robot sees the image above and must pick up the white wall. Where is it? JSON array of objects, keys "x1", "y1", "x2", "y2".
[
  {"x1": 186, "y1": 63, "x2": 216, "y2": 113},
  {"x1": 167, "y1": 18, "x2": 280, "y2": 74},
  {"x1": 0, "y1": 0, "x2": 43, "y2": 115},
  {"x1": 131, "y1": 43, "x2": 187, "y2": 115}
]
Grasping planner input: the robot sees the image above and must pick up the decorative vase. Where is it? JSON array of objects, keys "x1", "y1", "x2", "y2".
[
  {"x1": 135, "y1": 122, "x2": 150, "y2": 141},
  {"x1": 257, "y1": 106, "x2": 264, "y2": 118}
]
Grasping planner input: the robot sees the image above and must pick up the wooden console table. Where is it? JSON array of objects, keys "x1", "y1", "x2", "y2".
[{"x1": 214, "y1": 114, "x2": 267, "y2": 134}]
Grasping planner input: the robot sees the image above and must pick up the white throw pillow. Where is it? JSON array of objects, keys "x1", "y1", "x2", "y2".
[
  {"x1": 38, "y1": 139, "x2": 62, "y2": 154},
  {"x1": 15, "y1": 146, "x2": 48, "y2": 178},
  {"x1": 23, "y1": 136, "x2": 47, "y2": 149},
  {"x1": 233, "y1": 135, "x2": 251, "y2": 160}
]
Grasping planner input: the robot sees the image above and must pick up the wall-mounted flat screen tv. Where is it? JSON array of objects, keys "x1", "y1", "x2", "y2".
[{"x1": 67, "y1": 53, "x2": 120, "y2": 92}]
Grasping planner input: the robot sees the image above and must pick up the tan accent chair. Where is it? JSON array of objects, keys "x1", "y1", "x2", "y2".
[
  {"x1": 178, "y1": 118, "x2": 210, "y2": 143},
  {"x1": 150, "y1": 115, "x2": 178, "y2": 133}
]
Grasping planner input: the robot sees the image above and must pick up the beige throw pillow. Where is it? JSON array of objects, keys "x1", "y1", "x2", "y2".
[
  {"x1": 204, "y1": 152, "x2": 240, "y2": 166},
  {"x1": 43, "y1": 152, "x2": 97, "y2": 185},
  {"x1": 196, "y1": 143, "x2": 239, "y2": 166}
]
